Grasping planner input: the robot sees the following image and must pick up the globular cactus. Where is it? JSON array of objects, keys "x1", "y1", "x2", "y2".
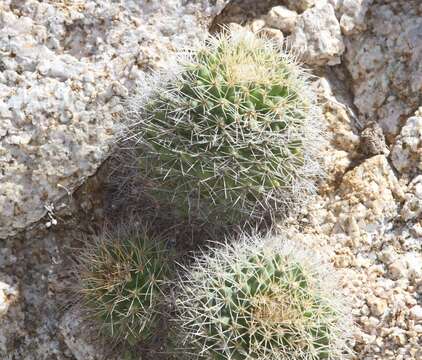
[
  {"x1": 177, "y1": 233, "x2": 352, "y2": 359},
  {"x1": 77, "y1": 226, "x2": 169, "y2": 343},
  {"x1": 124, "y1": 27, "x2": 325, "y2": 224}
]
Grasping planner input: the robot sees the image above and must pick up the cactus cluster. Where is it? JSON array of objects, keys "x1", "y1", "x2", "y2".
[
  {"x1": 77, "y1": 226, "x2": 169, "y2": 343},
  {"x1": 124, "y1": 28, "x2": 324, "y2": 224},
  {"x1": 177, "y1": 233, "x2": 352, "y2": 360},
  {"x1": 74, "y1": 27, "x2": 353, "y2": 359}
]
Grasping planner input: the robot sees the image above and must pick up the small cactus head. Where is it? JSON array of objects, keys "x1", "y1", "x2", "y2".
[
  {"x1": 77, "y1": 226, "x2": 170, "y2": 343},
  {"x1": 124, "y1": 27, "x2": 325, "y2": 225},
  {"x1": 177, "y1": 233, "x2": 352, "y2": 359}
]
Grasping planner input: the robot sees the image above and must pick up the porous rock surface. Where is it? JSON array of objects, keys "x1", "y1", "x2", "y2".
[
  {"x1": 391, "y1": 112, "x2": 422, "y2": 177},
  {"x1": 343, "y1": 0, "x2": 422, "y2": 138},
  {"x1": 1, "y1": 0, "x2": 422, "y2": 359},
  {"x1": 0, "y1": 0, "x2": 227, "y2": 239},
  {"x1": 288, "y1": 1, "x2": 345, "y2": 66}
]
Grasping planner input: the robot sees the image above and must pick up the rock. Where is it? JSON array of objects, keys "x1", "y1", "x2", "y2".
[
  {"x1": 0, "y1": 281, "x2": 17, "y2": 317},
  {"x1": 409, "y1": 305, "x2": 422, "y2": 322},
  {"x1": 404, "y1": 252, "x2": 422, "y2": 280},
  {"x1": 259, "y1": 28, "x2": 284, "y2": 43},
  {"x1": 329, "y1": 155, "x2": 404, "y2": 238},
  {"x1": 400, "y1": 176, "x2": 422, "y2": 221},
  {"x1": 288, "y1": 1, "x2": 345, "y2": 66},
  {"x1": 265, "y1": 6, "x2": 298, "y2": 34},
  {"x1": 0, "y1": 0, "x2": 228, "y2": 239},
  {"x1": 368, "y1": 296, "x2": 388, "y2": 317},
  {"x1": 379, "y1": 246, "x2": 398, "y2": 265},
  {"x1": 285, "y1": 0, "x2": 315, "y2": 13},
  {"x1": 389, "y1": 260, "x2": 408, "y2": 280},
  {"x1": 344, "y1": 2, "x2": 422, "y2": 137},
  {"x1": 339, "y1": 0, "x2": 373, "y2": 35},
  {"x1": 391, "y1": 115, "x2": 422, "y2": 177},
  {"x1": 250, "y1": 19, "x2": 266, "y2": 33},
  {"x1": 59, "y1": 309, "x2": 107, "y2": 360}
]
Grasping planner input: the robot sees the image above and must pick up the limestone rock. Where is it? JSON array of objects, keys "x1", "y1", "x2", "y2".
[
  {"x1": 0, "y1": 0, "x2": 228, "y2": 239},
  {"x1": 265, "y1": 6, "x2": 298, "y2": 34},
  {"x1": 288, "y1": 1, "x2": 345, "y2": 66},
  {"x1": 368, "y1": 296, "x2": 388, "y2": 317},
  {"x1": 400, "y1": 176, "x2": 422, "y2": 221},
  {"x1": 59, "y1": 309, "x2": 108, "y2": 360},
  {"x1": 409, "y1": 305, "x2": 422, "y2": 323},
  {"x1": 344, "y1": 2, "x2": 422, "y2": 137},
  {"x1": 391, "y1": 115, "x2": 422, "y2": 177},
  {"x1": 0, "y1": 281, "x2": 17, "y2": 317},
  {"x1": 339, "y1": 0, "x2": 373, "y2": 35},
  {"x1": 329, "y1": 155, "x2": 404, "y2": 237}
]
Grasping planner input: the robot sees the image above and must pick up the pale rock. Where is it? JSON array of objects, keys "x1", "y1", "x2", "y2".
[
  {"x1": 250, "y1": 19, "x2": 266, "y2": 33},
  {"x1": 259, "y1": 28, "x2": 284, "y2": 43},
  {"x1": 317, "y1": 76, "x2": 360, "y2": 154},
  {"x1": 391, "y1": 116, "x2": 422, "y2": 177},
  {"x1": 59, "y1": 310, "x2": 104, "y2": 360},
  {"x1": 0, "y1": 281, "x2": 17, "y2": 317},
  {"x1": 379, "y1": 245, "x2": 398, "y2": 265},
  {"x1": 400, "y1": 175, "x2": 422, "y2": 221},
  {"x1": 409, "y1": 305, "x2": 422, "y2": 322},
  {"x1": 344, "y1": 3, "x2": 422, "y2": 137},
  {"x1": 339, "y1": 0, "x2": 373, "y2": 35},
  {"x1": 265, "y1": 6, "x2": 298, "y2": 34},
  {"x1": 404, "y1": 252, "x2": 422, "y2": 280},
  {"x1": 288, "y1": 2, "x2": 344, "y2": 66},
  {"x1": 329, "y1": 156, "x2": 404, "y2": 237},
  {"x1": 0, "y1": 0, "x2": 228, "y2": 239},
  {"x1": 389, "y1": 260, "x2": 408, "y2": 280}
]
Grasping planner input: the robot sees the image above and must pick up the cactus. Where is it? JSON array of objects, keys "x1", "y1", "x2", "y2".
[
  {"x1": 176, "y1": 233, "x2": 352, "y2": 359},
  {"x1": 77, "y1": 226, "x2": 169, "y2": 343},
  {"x1": 124, "y1": 27, "x2": 325, "y2": 224}
]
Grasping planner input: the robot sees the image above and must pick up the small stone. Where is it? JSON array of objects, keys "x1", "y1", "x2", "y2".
[
  {"x1": 0, "y1": 281, "x2": 18, "y2": 317},
  {"x1": 404, "y1": 253, "x2": 422, "y2": 280},
  {"x1": 259, "y1": 28, "x2": 284, "y2": 43},
  {"x1": 250, "y1": 19, "x2": 266, "y2": 33},
  {"x1": 389, "y1": 260, "x2": 408, "y2": 280},
  {"x1": 265, "y1": 6, "x2": 298, "y2": 34},
  {"x1": 410, "y1": 305, "x2": 422, "y2": 322},
  {"x1": 368, "y1": 296, "x2": 388, "y2": 316},
  {"x1": 288, "y1": 2, "x2": 344, "y2": 66},
  {"x1": 391, "y1": 115, "x2": 422, "y2": 176}
]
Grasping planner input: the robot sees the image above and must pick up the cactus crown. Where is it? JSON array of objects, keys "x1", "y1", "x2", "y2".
[
  {"x1": 125, "y1": 28, "x2": 324, "y2": 224},
  {"x1": 77, "y1": 226, "x2": 169, "y2": 343},
  {"x1": 177, "y1": 234, "x2": 352, "y2": 359}
]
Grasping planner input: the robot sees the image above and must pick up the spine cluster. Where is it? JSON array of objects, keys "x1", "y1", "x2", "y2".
[
  {"x1": 124, "y1": 28, "x2": 325, "y2": 225},
  {"x1": 176, "y1": 233, "x2": 352, "y2": 359},
  {"x1": 75, "y1": 27, "x2": 353, "y2": 360}
]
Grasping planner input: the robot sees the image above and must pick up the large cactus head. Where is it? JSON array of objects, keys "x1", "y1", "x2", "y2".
[
  {"x1": 77, "y1": 226, "x2": 169, "y2": 343},
  {"x1": 177, "y1": 233, "x2": 352, "y2": 359},
  {"x1": 125, "y1": 27, "x2": 324, "y2": 225}
]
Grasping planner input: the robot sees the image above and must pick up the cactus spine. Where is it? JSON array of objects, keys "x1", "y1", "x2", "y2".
[
  {"x1": 77, "y1": 226, "x2": 169, "y2": 343},
  {"x1": 176, "y1": 233, "x2": 352, "y2": 359},
  {"x1": 124, "y1": 27, "x2": 325, "y2": 224}
]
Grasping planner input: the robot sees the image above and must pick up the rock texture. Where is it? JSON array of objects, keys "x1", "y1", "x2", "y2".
[
  {"x1": 288, "y1": 1, "x2": 345, "y2": 65},
  {"x1": 2, "y1": 0, "x2": 422, "y2": 359},
  {"x1": 343, "y1": 0, "x2": 422, "y2": 138},
  {"x1": 0, "y1": 0, "x2": 227, "y2": 239},
  {"x1": 391, "y1": 113, "x2": 422, "y2": 177}
]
